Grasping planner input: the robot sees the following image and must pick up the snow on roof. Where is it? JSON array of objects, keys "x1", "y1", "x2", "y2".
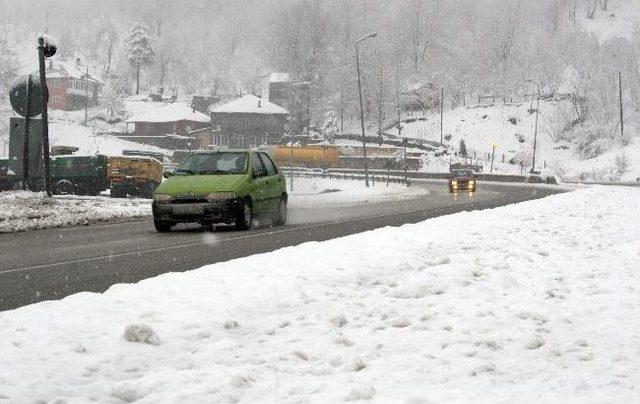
[
  {"x1": 45, "y1": 58, "x2": 104, "y2": 85},
  {"x1": 268, "y1": 72, "x2": 291, "y2": 83},
  {"x1": 210, "y1": 94, "x2": 289, "y2": 115},
  {"x1": 128, "y1": 102, "x2": 211, "y2": 123}
]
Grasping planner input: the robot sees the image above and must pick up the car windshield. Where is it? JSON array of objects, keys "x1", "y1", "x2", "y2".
[
  {"x1": 176, "y1": 153, "x2": 247, "y2": 175},
  {"x1": 452, "y1": 170, "x2": 473, "y2": 177}
]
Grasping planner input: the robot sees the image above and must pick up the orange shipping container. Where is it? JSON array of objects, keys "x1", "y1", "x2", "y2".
[{"x1": 273, "y1": 145, "x2": 340, "y2": 167}]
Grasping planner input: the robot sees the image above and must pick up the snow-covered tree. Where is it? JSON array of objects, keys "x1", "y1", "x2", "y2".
[
  {"x1": 321, "y1": 107, "x2": 339, "y2": 144},
  {"x1": 99, "y1": 83, "x2": 125, "y2": 119},
  {"x1": 126, "y1": 19, "x2": 155, "y2": 95},
  {"x1": 459, "y1": 139, "x2": 468, "y2": 157},
  {"x1": 0, "y1": 33, "x2": 18, "y2": 101}
]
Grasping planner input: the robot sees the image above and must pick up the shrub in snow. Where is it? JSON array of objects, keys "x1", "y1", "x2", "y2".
[
  {"x1": 330, "y1": 314, "x2": 348, "y2": 328},
  {"x1": 346, "y1": 385, "x2": 376, "y2": 401},
  {"x1": 352, "y1": 357, "x2": 367, "y2": 372},
  {"x1": 223, "y1": 319, "x2": 240, "y2": 329},
  {"x1": 123, "y1": 324, "x2": 161, "y2": 346}
]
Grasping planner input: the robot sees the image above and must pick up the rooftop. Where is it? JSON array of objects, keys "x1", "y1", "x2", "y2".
[
  {"x1": 45, "y1": 58, "x2": 104, "y2": 85},
  {"x1": 128, "y1": 102, "x2": 211, "y2": 124},
  {"x1": 210, "y1": 94, "x2": 289, "y2": 115}
]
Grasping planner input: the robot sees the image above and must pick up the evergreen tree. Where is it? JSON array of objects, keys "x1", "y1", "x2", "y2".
[
  {"x1": 126, "y1": 19, "x2": 155, "y2": 95},
  {"x1": 459, "y1": 139, "x2": 468, "y2": 157},
  {"x1": 321, "y1": 107, "x2": 339, "y2": 144}
]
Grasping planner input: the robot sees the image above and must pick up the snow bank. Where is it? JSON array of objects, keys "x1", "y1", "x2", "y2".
[
  {"x1": 0, "y1": 192, "x2": 151, "y2": 233},
  {"x1": 288, "y1": 177, "x2": 428, "y2": 207},
  {"x1": 1, "y1": 186, "x2": 638, "y2": 403}
]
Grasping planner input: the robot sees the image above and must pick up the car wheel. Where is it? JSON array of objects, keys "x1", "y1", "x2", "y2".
[
  {"x1": 55, "y1": 179, "x2": 75, "y2": 195},
  {"x1": 274, "y1": 197, "x2": 287, "y2": 226},
  {"x1": 235, "y1": 200, "x2": 253, "y2": 230},
  {"x1": 154, "y1": 219, "x2": 173, "y2": 232}
]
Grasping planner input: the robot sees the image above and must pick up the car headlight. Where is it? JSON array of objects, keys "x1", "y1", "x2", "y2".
[
  {"x1": 206, "y1": 192, "x2": 236, "y2": 201},
  {"x1": 452, "y1": 180, "x2": 458, "y2": 186},
  {"x1": 469, "y1": 180, "x2": 475, "y2": 186},
  {"x1": 153, "y1": 193, "x2": 172, "y2": 203}
]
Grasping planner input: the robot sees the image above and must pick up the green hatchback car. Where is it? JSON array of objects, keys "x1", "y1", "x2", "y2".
[{"x1": 152, "y1": 150, "x2": 287, "y2": 232}]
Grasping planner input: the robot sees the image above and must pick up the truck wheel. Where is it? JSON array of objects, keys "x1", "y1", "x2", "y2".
[
  {"x1": 110, "y1": 186, "x2": 125, "y2": 198},
  {"x1": 55, "y1": 180, "x2": 75, "y2": 195},
  {"x1": 154, "y1": 219, "x2": 174, "y2": 232},
  {"x1": 273, "y1": 197, "x2": 287, "y2": 226},
  {"x1": 235, "y1": 200, "x2": 253, "y2": 230}
]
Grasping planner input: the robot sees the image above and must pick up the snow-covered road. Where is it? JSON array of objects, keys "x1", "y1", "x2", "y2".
[{"x1": 0, "y1": 186, "x2": 638, "y2": 403}]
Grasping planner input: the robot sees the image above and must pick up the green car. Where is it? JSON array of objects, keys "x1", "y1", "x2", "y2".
[{"x1": 152, "y1": 150, "x2": 287, "y2": 232}]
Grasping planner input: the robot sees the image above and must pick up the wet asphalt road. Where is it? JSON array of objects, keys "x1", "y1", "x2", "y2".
[{"x1": 0, "y1": 182, "x2": 562, "y2": 311}]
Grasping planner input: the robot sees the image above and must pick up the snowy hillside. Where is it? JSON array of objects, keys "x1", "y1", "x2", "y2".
[{"x1": 396, "y1": 99, "x2": 639, "y2": 181}]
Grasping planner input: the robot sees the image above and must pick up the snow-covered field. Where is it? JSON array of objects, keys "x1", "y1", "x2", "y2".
[
  {"x1": 1, "y1": 186, "x2": 638, "y2": 403},
  {"x1": 0, "y1": 178, "x2": 425, "y2": 233},
  {"x1": 0, "y1": 192, "x2": 151, "y2": 233}
]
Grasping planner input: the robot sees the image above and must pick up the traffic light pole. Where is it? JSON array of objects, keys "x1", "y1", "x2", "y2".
[{"x1": 38, "y1": 37, "x2": 53, "y2": 197}]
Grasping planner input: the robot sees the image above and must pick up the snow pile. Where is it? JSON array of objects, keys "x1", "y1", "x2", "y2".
[
  {"x1": 0, "y1": 192, "x2": 151, "y2": 233},
  {"x1": 1, "y1": 186, "x2": 639, "y2": 402}
]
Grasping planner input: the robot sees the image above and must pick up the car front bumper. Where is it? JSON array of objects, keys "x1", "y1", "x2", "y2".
[{"x1": 152, "y1": 198, "x2": 242, "y2": 224}]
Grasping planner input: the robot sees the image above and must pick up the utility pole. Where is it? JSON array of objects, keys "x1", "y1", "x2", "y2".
[
  {"x1": 619, "y1": 72, "x2": 624, "y2": 140},
  {"x1": 355, "y1": 32, "x2": 378, "y2": 188},
  {"x1": 403, "y1": 137, "x2": 408, "y2": 185},
  {"x1": 289, "y1": 89, "x2": 294, "y2": 192},
  {"x1": 84, "y1": 67, "x2": 89, "y2": 126},
  {"x1": 440, "y1": 87, "x2": 444, "y2": 144},
  {"x1": 526, "y1": 79, "x2": 541, "y2": 174},
  {"x1": 490, "y1": 144, "x2": 497, "y2": 173}
]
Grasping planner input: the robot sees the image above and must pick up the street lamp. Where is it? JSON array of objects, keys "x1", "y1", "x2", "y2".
[
  {"x1": 288, "y1": 81, "x2": 309, "y2": 192},
  {"x1": 526, "y1": 79, "x2": 541, "y2": 174},
  {"x1": 355, "y1": 32, "x2": 377, "y2": 187}
]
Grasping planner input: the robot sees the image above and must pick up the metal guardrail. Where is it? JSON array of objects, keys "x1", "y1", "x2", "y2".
[{"x1": 282, "y1": 167, "x2": 558, "y2": 185}]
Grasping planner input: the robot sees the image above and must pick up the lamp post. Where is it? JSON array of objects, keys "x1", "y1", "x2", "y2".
[
  {"x1": 526, "y1": 79, "x2": 541, "y2": 174},
  {"x1": 490, "y1": 143, "x2": 497, "y2": 173},
  {"x1": 355, "y1": 32, "x2": 377, "y2": 187},
  {"x1": 287, "y1": 81, "x2": 309, "y2": 192}
]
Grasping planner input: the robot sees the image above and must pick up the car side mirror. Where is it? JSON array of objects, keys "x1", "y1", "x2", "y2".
[{"x1": 163, "y1": 171, "x2": 174, "y2": 178}]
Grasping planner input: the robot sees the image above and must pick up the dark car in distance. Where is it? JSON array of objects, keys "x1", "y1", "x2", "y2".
[{"x1": 448, "y1": 168, "x2": 477, "y2": 193}]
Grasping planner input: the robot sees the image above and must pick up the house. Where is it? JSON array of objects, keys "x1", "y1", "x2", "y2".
[
  {"x1": 261, "y1": 73, "x2": 310, "y2": 133},
  {"x1": 209, "y1": 94, "x2": 289, "y2": 148},
  {"x1": 45, "y1": 58, "x2": 104, "y2": 111},
  {"x1": 121, "y1": 102, "x2": 211, "y2": 150}
]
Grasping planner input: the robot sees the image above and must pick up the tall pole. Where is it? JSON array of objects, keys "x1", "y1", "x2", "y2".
[
  {"x1": 531, "y1": 94, "x2": 539, "y2": 173},
  {"x1": 84, "y1": 67, "x2": 89, "y2": 126},
  {"x1": 490, "y1": 144, "x2": 496, "y2": 173},
  {"x1": 440, "y1": 87, "x2": 444, "y2": 144},
  {"x1": 22, "y1": 74, "x2": 32, "y2": 190},
  {"x1": 356, "y1": 43, "x2": 369, "y2": 187},
  {"x1": 619, "y1": 72, "x2": 624, "y2": 140},
  {"x1": 38, "y1": 37, "x2": 52, "y2": 197},
  {"x1": 289, "y1": 89, "x2": 294, "y2": 192}
]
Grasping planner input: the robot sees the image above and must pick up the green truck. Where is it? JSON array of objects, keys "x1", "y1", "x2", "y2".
[{"x1": 51, "y1": 155, "x2": 110, "y2": 195}]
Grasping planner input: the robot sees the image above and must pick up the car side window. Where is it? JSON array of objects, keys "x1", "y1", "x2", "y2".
[
  {"x1": 258, "y1": 153, "x2": 277, "y2": 176},
  {"x1": 251, "y1": 154, "x2": 267, "y2": 177}
]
